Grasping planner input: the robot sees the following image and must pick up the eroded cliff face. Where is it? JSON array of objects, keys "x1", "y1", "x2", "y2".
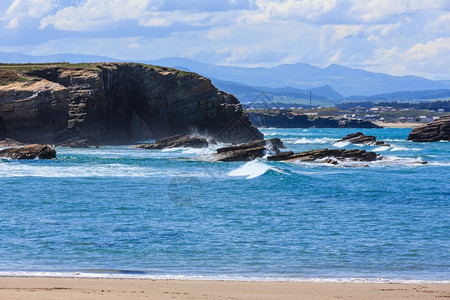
[{"x1": 0, "y1": 63, "x2": 262, "y2": 144}]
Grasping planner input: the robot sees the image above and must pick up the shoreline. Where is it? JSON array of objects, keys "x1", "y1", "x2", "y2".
[
  {"x1": 0, "y1": 271, "x2": 449, "y2": 284},
  {"x1": 374, "y1": 121, "x2": 423, "y2": 128},
  {"x1": 1, "y1": 277, "x2": 448, "y2": 299}
]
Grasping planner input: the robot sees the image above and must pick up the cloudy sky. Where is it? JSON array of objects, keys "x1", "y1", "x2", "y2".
[{"x1": 0, "y1": 0, "x2": 449, "y2": 79}]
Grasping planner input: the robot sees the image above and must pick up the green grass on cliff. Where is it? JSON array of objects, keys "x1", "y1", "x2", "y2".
[
  {"x1": 126, "y1": 62, "x2": 199, "y2": 78},
  {"x1": 0, "y1": 62, "x2": 101, "y2": 72},
  {"x1": 0, "y1": 62, "x2": 201, "y2": 85},
  {"x1": 0, "y1": 69, "x2": 28, "y2": 85}
]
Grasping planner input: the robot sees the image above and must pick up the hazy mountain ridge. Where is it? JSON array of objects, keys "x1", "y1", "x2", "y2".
[
  {"x1": 347, "y1": 89, "x2": 450, "y2": 101},
  {"x1": 1, "y1": 52, "x2": 449, "y2": 100}
]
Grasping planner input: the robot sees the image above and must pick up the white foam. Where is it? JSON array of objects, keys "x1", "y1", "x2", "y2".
[
  {"x1": 0, "y1": 163, "x2": 166, "y2": 178},
  {"x1": 294, "y1": 137, "x2": 334, "y2": 144},
  {"x1": 390, "y1": 146, "x2": 410, "y2": 151},
  {"x1": 161, "y1": 148, "x2": 181, "y2": 152},
  {"x1": 228, "y1": 160, "x2": 272, "y2": 179},
  {"x1": 181, "y1": 147, "x2": 215, "y2": 155},
  {"x1": 373, "y1": 146, "x2": 390, "y2": 152},
  {"x1": 0, "y1": 271, "x2": 448, "y2": 284},
  {"x1": 333, "y1": 141, "x2": 350, "y2": 148}
]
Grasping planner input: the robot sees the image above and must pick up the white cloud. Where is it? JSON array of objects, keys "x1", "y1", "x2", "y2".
[
  {"x1": 40, "y1": 0, "x2": 152, "y2": 31},
  {"x1": 360, "y1": 38, "x2": 450, "y2": 79},
  {"x1": 406, "y1": 38, "x2": 450, "y2": 61},
  {"x1": 1, "y1": 0, "x2": 449, "y2": 79},
  {"x1": 3, "y1": 0, "x2": 56, "y2": 28}
]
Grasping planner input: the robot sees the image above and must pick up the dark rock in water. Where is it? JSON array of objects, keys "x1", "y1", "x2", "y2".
[
  {"x1": 214, "y1": 138, "x2": 285, "y2": 162},
  {"x1": 59, "y1": 139, "x2": 90, "y2": 148},
  {"x1": 0, "y1": 63, "x2": 262, "y2": 145},
  {"x1": 266, "y1": 151, "x2": 295, "y2": 161},
  {"x1": 0, "y1": 138, "x2": 28, "y2": 147},
  {"x1": 214, "y1": 138, "x2": 379, "y2": 164},
  {"x1": 266, "y1": 138, "x2": 285, "y2": 149},
  {"x1": 268, "y1": 148, "x2": 379, "y2": 163},
  {"x1": 215, "y1": 146, "x2": 266, "y2": 162},
  {"x1": 248, "y1": 113, "x2": 381, "y2": 128},
  {"x1": 136, "y1": 135, "x2": 208, "y2": 149},
  {"x1": 337, "y1": 132, "x2": 390, "y2": 146},
  {"x1": 407, "y1": 115, "x2": 450, "y2": 142},
  {"x1": 0, "y1": 144, "x2": 56, "y2": 159}
]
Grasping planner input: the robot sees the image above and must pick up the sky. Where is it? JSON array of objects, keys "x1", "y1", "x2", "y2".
[{"x1": 0, "y1": 0, "x2": 449, "y2": 80}]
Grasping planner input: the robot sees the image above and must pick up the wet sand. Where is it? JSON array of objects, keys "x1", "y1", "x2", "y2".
[{"x1": 0, "y1": 277, "x2": 449, "y2": 299}]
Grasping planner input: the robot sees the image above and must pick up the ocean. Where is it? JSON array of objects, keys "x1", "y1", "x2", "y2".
[{"x1": 0, "y1": 128, "x2": 448, "y2": 282}]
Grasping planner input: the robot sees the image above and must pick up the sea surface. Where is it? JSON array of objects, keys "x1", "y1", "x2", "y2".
[{"x1": 0, "y1": 128, "x2": 449, "y2": 282}]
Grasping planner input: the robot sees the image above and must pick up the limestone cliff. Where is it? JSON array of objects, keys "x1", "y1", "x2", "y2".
[{"x1": 0, "y1": 63, "x2": 262, "y2": 144}]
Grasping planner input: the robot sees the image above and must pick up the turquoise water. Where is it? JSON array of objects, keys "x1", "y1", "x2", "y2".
[{"x1": 0, "y1": 128, "x2": 449, "y2": 281}]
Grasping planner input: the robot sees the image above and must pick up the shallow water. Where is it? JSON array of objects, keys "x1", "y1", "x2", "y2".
[{"x1": 0, "y1": 128, "x2": 448, "y2": 281}]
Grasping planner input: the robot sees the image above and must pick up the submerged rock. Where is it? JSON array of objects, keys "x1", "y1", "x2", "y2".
[
  {"x1": 407, "y1": 115, "x2": 450, "y2": 142},
  {"x1": 0, "y1": 144, "x2": 56, "y2": 159},
  {"x1": 136, "y1": 135, "x2": 209, "y2": 149},
  {"x1": 268, "y1": 148, "x2": 379, "y2": 163},
  {"x1": 337, "y1": 132, "x2": 390, "y2": 146}
]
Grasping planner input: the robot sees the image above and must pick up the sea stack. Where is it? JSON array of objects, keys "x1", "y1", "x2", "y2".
[{"x1": 0, "y1": 63, "x2": 262, "y2": 145}]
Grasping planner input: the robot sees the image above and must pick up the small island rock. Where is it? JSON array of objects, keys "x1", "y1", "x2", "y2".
[
  {"x1": 268, "y1": 148, "x2": 379, "y2": 163},
  {"x1": 214, "y1": 138, "x2": 285, "y2": 162},
  {"x1": 337, "y1": 132, "x2": 390, "y2": 146},
  {"x1": 0, "y1": 144, "x2": 56, "y2": 159}
]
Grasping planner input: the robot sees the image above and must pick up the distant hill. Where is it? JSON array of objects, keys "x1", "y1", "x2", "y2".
[
  {"x1": 347, "y1": 89, "x2": 450, "y2": 102},
  {"x1": 145, "y1": 58, "x2": 450, "y2": 97},
  {"x1": 1, "y1": 52, "x2": 449, "y2": 99},
  {"x1": 211, "y1": 79, "x2": 343, "y2": 104}
]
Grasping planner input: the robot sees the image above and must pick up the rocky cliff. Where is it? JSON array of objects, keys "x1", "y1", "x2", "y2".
[
  {"x1": 0, "y1": 63, "x2": 262, "y2": 144},
  {"x1": 407, "y1": 115, "x2": 450, "y2": 142}
]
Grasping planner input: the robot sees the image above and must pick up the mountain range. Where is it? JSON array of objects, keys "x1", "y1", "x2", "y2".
[{"x1": 1, "y1": 52, "x2": 449, "y2": 103}]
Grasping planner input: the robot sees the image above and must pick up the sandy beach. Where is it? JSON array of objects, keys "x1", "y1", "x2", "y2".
[
  {"x1": 0, "y1": 277, "x2": 448, "y2": 299},
  {"x1": 374, "y1": 121, "x2": 424, "y2": 128}
]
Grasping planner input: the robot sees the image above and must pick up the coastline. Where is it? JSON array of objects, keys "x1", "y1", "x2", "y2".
[
  {"x1": 374, "y1": 121, "x2": 423, "y2": 128},
  {"x1": 0, "y1": 277, "x2": 448, "y2": 299}
]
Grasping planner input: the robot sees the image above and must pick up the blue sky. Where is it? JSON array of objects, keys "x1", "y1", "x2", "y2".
[{"x1": 0, "y1": 0, "x2": 449, "y2": 79}]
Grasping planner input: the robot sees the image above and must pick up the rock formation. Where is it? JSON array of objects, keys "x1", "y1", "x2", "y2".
[
  {"x1": 248, "y1": 113, "x2": 381, "y2": 128},
  {"x1": 337, "y1": 132, "x2": 390, "y2": 146},
  {"x1": 267, "y1": 148, "x2": 379, "y2": 163},
  {"x1": 136, "y1": 135, "x2": 208, "y2": 149},
  {"x1": 0, "y1": 63, "x2": 262, "y2": 145},
  {"x1": 214, "y1": 138, "x2": 284, "y2": 162},
  {"x1": 58, "y1": 139, "x2": 90, "y2": 148},
  {"x1": 407, "y1": 115, "x2": 450, "y2": 142},
  {"x1": 0, "y1": 144, "x2": 56, "y2": 159},
  {"x1": 0, "y1": 138, "x2": 28, "y2": 147},
  {"x1": 213, "y1": 138, "x2": 379, "y2": 164}
]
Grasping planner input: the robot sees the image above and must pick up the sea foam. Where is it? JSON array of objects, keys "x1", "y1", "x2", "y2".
[
  {"x1": 294, "y1": 137, "x2": 334, "y2": 144},
  {"x1": 228, "y1": 160, "x2": 272, "y2": 179}
]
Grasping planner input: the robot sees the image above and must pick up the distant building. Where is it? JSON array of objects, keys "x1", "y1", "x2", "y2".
[{"x1": 419, "y1": 116, "x2": 433, "y2": 122}]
